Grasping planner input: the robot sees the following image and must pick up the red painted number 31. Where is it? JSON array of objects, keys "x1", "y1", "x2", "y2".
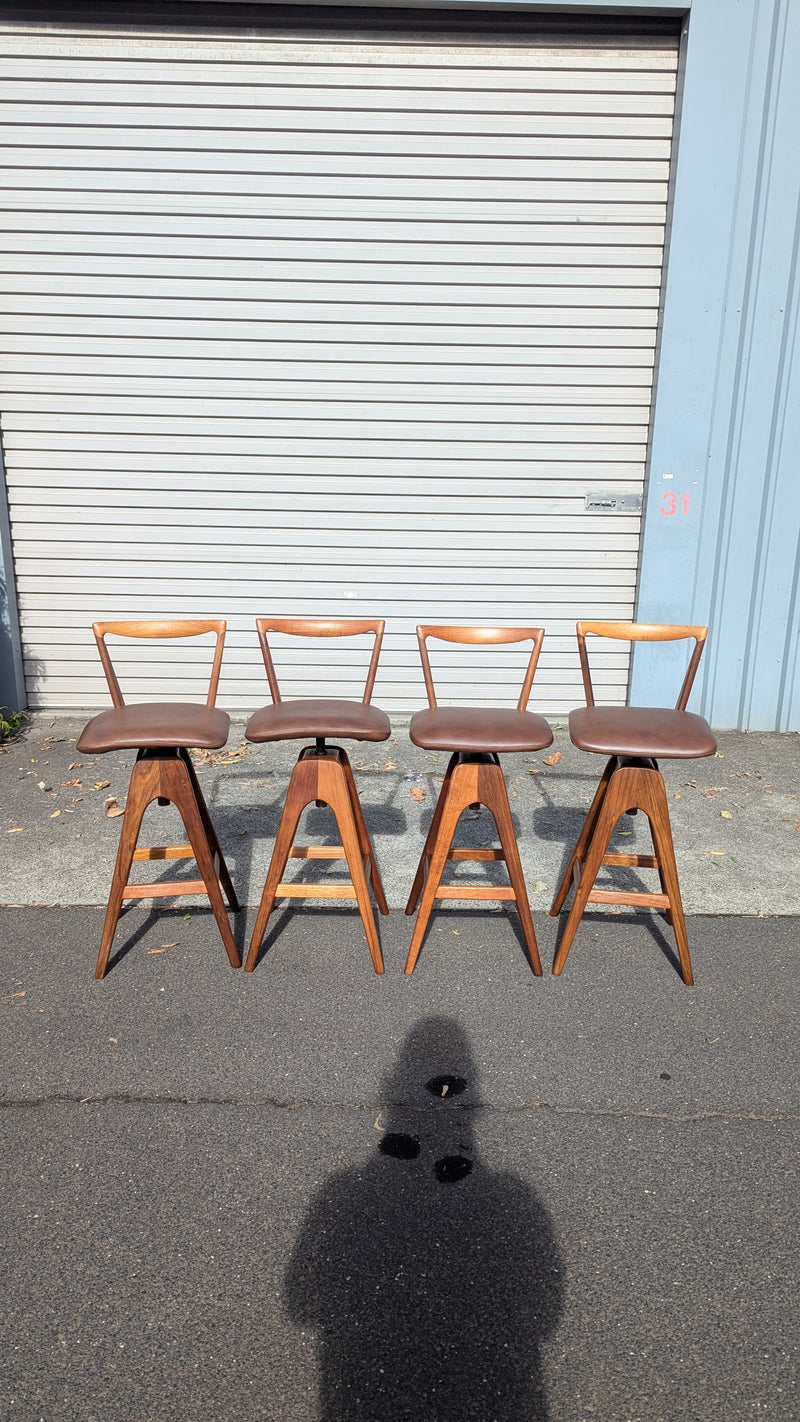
[{"x1": 660, "y1": 492, "x2": 690, "y2": 515}]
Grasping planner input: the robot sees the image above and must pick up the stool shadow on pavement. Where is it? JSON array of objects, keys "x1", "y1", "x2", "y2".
[{"x1": 284, "y1": 1017, "x2": 563, "y2": 1421}]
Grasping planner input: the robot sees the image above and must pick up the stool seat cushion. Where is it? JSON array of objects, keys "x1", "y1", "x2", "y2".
[
  {"x1": 76, "y1": 702, "x2": 230, "y2": 753},
  {"x1": 569, "y1": 705, "x2": 716, "y2": 759},
  {"x1": 245, "y1": 698, "x2": 390, "y2": 743},
  {"x1": 409, "y1": 706, "x2": 553, "y2": 754}
]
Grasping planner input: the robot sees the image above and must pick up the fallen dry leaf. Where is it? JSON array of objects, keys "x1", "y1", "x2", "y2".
[
  {"x1": 0, "y1": 991, "x2": 25, "y2": 1001},
  {"x1": 93, "y1": 780, "x2": 110, "y2": 790},
  {"x1": 106, "y1": 806, "x2": 125, "y2": 818},
  {"x1": 61, "y1": 779, "x2": 82, "y2": 788},
  {"x1": 149, "y1": 948, "x2": 166, "y2": 955},
  {"x1": 526, "y1": 768, "x2": 541, "y2": 776},
  {"x1": 410, "y1": 786, "x2": 426, "y2": 802},
  {"x1": 720, "y1": 810, "x2": 733, "y2": 819},
  {"x1": 7, "y1": 827, "x2": 23, "y2": 833},
  {"x1": 161, "y1": 941, "x2": 177, "y2": 948},
  {"x1": 543, "y1": 751, "x2": 562, "y2": 767},
  {"x1": 192, "y1": 741, "x2": 248, "y2": 767},
  {"x1": 50, "y1": 810, "x2": 61, "y2": 818},
  {"x1": 68, "y1": 762, "x2": 82, "y2": 770}
]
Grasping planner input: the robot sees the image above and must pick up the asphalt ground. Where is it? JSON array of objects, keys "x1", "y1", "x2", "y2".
[{"x1": 2, "y1": 717, "x2": 799, "y2": 1420}]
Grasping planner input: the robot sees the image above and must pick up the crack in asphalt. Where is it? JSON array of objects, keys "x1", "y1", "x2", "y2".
[{"x1": 1, "y1": 1093, "x2": 797, "y2": 1124}]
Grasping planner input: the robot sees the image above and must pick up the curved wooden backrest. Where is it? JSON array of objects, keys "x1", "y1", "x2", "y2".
[
  {"x1": 254, "y1": 617, "x2": 386, "y2": 705},
  {"x1": 416, "y1": 624, "x2": 546, "y2": 711},
  {"x1": 575, "y1": 621, "x2": 708, "y2": 711},
  {"x1": 91, "y1": 619, "x2": 227, "y2": 708}
]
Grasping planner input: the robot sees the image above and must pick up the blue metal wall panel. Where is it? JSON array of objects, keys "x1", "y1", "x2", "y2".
[{"x1": 632, "y1": 0, "x2": 800, "y2": 729}]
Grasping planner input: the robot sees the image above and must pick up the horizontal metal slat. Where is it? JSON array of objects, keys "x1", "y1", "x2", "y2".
[
  {"x1": 0, "y1": 79, "x2": 677, "y2": 115},
  {"x1": 0, "y1": 34, "x2": 679, "y2": 69},
  {"x1": 8, "y1": 511, "x2": 642, "y2": 543},
  {"x1": 0, "y1": 397, "x2": 652, "y2": 422},
  {"x1": 0, "y1": 56, "x2": 678, "y2": 91}
]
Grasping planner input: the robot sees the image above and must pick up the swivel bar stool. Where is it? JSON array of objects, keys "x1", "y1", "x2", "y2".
[
  {"x1": 550, "y1": 622, "x2": 716, "y2": 984},
  {"x1": 243, "y1": 618, "x2": 391, "y2": 974},
  {"x1": 76, "y1": 620, "x2": 240, "y2": 978},
  {"x1": 404, "y1": 625, "x2": 553, "y2": 975}
]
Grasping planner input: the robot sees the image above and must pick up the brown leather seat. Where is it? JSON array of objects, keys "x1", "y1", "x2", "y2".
[
  {"x1": 77, "y1": 702, "x2": 230, "y2": 754},
  {"x1": 569, "y1": 706, "x2": 717, "y2": 760},
  {"x1": 404, "y1": 625, "x2": 551, "y2": 978},
  {"x1": 243, "y1": 618, "x2": 390, "y2": 976},
  {"x1": 246, "y1": 698, "x2": 390, "y2": 744},
  {"x1": 551, "y1": 621, "x2": 716, "y2": 986},
  {"x1": 410, "y1": 705, "x2": 552, "y2": 755},
  {"x1": 77, "y1": 619, "x2": 240, "y2": 979}
]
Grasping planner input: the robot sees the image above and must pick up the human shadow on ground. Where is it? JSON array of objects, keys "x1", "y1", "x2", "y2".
[{"x1": 284, "y1": 1017, "x2": 563, "y2": 1421}]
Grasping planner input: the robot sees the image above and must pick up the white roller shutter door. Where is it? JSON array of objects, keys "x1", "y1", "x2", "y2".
[{"x1": 0, "y1": 13, "x2": 678, "y2": 712}]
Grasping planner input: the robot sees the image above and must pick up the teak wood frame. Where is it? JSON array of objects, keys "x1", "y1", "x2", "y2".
[
  {"x1": 404, "y1": 625, "x2": 546, "y2": 976},
  {"x1": 90, "y1": 620, "x2": 240, "y2": 978},
  {"x1": 245, "y1": 618, "x2": 388, "y2": 974},
  {"x1": 551, "y1": 622, "x2": 709, "y2": 986}
]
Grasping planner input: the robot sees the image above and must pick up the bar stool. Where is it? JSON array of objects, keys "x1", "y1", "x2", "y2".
[
  {"x1": 550, "y1": 622, "x2": 717, "y2": 984},
  {"x1": 243, "y1": 618, "x2": 391, "y2": 974},
  {"x1": 76, "y1": 620, "x2": 240, "y2": 978},
  {"x1": 404, "y1": 625, "x2": 553, "y2": 976}
]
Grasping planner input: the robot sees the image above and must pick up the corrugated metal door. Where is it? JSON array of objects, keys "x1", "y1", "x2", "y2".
[{"x1": 0, "y1": 12, "x2": 678, "y2": 712}]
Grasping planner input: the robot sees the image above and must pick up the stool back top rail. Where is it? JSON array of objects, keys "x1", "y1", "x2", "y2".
[
  {"x1": 91, "y1": 618, "x2": 227, "y2": 709},
  {"x1": 255, "y1": 616, "x2": 385, "y2": 710},
  {"x1": 416, "y1": 623, "x2": 545, "y2": 713},
  {"x1": 576, "y1": 620, "x2": 708, "y2": 711}
]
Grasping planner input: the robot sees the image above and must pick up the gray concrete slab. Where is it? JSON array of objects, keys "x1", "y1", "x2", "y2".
[{"x1": 3, "y1": 714, "x2": 800, "y2": 914}]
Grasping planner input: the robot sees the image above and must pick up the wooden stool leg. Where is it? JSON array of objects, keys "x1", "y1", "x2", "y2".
[
  {"x1": 550, "y1": 756, "x2": 617, "y2": 917},
  {"x1": 638, "y1": 772, "x2": 693, "y2": 985},
  {"x1": 552, "y1": 768, "x2": 630, "y2": 976},
  {"x1": 477, "y1": 760, "x2": 542, "y2": 976},
  {"x1": 339, "y1": 747, "x2": 389, "y2": 916},
  {"x1": 404, "y1": 761, "x2": 477, "y2": 975},
  {"x1": 244, "y1": 756, "x2": 317, "y2": 971},
  {"x1": 318, "y1": 757, "x2": 385, "y2": 975},
  {"x1": 95, "y1": 755, "x2": 157, "y2": 979},
  {"x1": 163, "y1": 757, "x2": 240, "y2": 969},
  {"x1": 182, "y1": 750, "x2": 240, "y2": 912},
  {"x1": 405, "y1": 752, "x2": 459, "y2": 915}
]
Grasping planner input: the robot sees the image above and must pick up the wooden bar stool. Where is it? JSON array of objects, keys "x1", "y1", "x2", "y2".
[
  {"x1": 550, "y1": 622, "x2": 717, "y2": 984},
  {"x1": 404, "y1": 625, "x2": 553, "y2": 976},
  {"x1": 243, "y1": 619, "x2": 391, "y2": 974},
  {"x1": 76, "y1": 620, "x2": 240, "y2": 978}
]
